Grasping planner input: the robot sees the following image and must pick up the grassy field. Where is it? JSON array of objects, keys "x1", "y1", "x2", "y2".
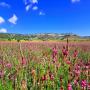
[{"x1": 0, "y1": 41, "x2": 90, "y2": 90}]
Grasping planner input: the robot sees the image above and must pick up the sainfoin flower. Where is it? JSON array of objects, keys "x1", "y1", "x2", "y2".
[
  {"x1": 66, "y1": 60, "x2": 71, "y2": 65},
  {"x1": 62, "y1": 46, "x2": 68, "y2": 57},
  {"x1": 52, "y1": 46, "x2": 58, "y2": 63},
  {"x1": 52, "y1": 47, "x2": 57, "y2": 59},
  {"x1": 6, "y1": 63, "x2": 12, "y2": 68},
  {"x1": 21, "y1": 57, "x2": 27, "y2": 66},
  {"x1": 73, "y1": 50, "x2": 78, "y2": 57},
  {"x1": 81, "y1": 80, "x2": 87, "y2": 88},
  {"x1": 0, "y1": 70, "x2": 4, "y2": 78},
  {"x1": 49, "y1": 72, "x2": 54, "y2": 80},
  {"x1": 53, "y1": 57, "x2": 57, "y2": 63},
  {"x1": 74, "y1": 80, "x2": 78, "y2": 85},
  {"x1": 73, "y1": 65, "x2": 80, "y2": 76},
  {"x1": 41, "y1": 75, "x2": 46, "y2": 81},
  {"x1": 67, "y1": 83, "x2": 72, "y2": 90}
]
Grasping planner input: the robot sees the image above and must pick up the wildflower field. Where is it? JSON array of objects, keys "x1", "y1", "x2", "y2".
[{"x1": 0, "y1": 41, "x2": 90, "y2": 90}]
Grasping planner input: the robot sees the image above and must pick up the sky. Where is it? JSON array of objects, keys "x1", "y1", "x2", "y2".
[{"x1": 0, "y1": 0, "x2": 90, "y2": 36}]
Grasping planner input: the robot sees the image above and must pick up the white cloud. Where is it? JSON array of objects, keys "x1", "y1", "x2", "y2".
[
  {"x1": 39, "y1": 11, "x2": 45, "y2": 16},
  {"x1": 0, "y1": 28, "x2": 7, "y2": 33},
  {"x1": 24, "y1": 0, "x2": 28, "y2": 5},
  {"x1": 0, "y1": 2, "x2": 10, "y2": 8},
  {"x1": 32, "y1": 6, "x2": 38, "y2": 10},
  {"x1": 24, "y1": 0, "x2": 38, "y2": 5},
  {"x1": 26, "y1": 4, "x2": 32, "y2": 11},
  {"x1": 71, "y1": 0, "x2": 80, "y2": 3},
  {"x1": 32, "y1": 0, "x2": 38, "y2": 4},
  {"x1": 8, "y1": 14, "x2": 18, "y2": 24},
  {"x1": 24, "y1": 0, "x2": 45, "y2": 15},
  {"x1": 0, "y1": 17, "x2": 5, "y2": 24}
]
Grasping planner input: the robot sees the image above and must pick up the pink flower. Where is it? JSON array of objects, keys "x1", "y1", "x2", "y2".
[
  {"x1": 85, "y1": 63, "x2": 89, "y2": 69},
  {"x1": 53, "y1": 57, "x2": 57, "y2": 63},
  {"x1": 52, "y1": 46, "x2": 58, "y2": 63},
  {"x1": 62, "y1": 46, "x2": 68, "y2": 57},
  {"x1": 73, "y1": 50, "x2": 78, "y2": 57},
  {"x1": 0, "y1": 70, "x2": 4, "y2": 78},
  {"x1": 67, "y1": 83, "x2": 72, "y2": 90},
  {"x1": 73, "y1": 65, "x2": 81, "y2": 76},
  {"x1": 81, "y1": 80, "x2": 87, "y2": 88},
  {"x1": 52, "y1": 47, "x2": 57, "y2": 59},
  {"x1": 74, "y1": 80, "x2": 78, "y2": 85},
  {"x1": 66, "y1": 60, "x2": 71, "y2": 65},
  {"x1": 41, "y1": 75, "x2": 46, "y2": 81},
  {"x1": 21, "y1": 57, "x2": 27, "y2": 66},
  {"x1": 6, "y1": 63, "x2": 12, "y2": 68},
  {"x1": 87, "y1": 83, "x2": 90, "y2": 89},
  {"x1": 0, "y1": 61, "x2": 3, "y2": 64},
  {"x1": 49, "y1": 72, "x2": 54, "y2": 80}
]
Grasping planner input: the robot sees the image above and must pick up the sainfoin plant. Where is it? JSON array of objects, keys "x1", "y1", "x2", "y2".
[{"x1": 0, "y1": 41, "x2": 89, "y2": 90}]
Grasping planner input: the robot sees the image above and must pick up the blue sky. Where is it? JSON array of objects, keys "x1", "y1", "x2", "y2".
[{"x1": 0, "y1": 0, "x2": 90, "y2": 36}]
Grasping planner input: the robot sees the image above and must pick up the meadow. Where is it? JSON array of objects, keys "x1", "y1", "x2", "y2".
[{"x1": 0, "y1": 41, "x2": 90, "y2": 90}]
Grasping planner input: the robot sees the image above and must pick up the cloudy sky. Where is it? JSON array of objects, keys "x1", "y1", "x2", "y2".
[{"x1": 0, "y1": 0, "x2": 90, "y2": 36}]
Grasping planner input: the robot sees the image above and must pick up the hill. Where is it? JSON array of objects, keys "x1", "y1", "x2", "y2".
[{"x1": 0, "y1": 33, "x2": 90, "y2": 41}]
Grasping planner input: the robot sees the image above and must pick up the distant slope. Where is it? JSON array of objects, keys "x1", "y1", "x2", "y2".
[{"x1": 0, "y1": 33, "x2": 90, "y2": 41}]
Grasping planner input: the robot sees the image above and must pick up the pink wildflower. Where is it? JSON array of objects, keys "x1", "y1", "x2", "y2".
[
  {"x1": 42, "y1": 75, "x2": 46, "y2": 81},
  {"x1": 67, "y1": 83, "x2": 72, "y2": 90},
  {"x1": 74, "y1": 80, "x2": 78, "y2": 85},
  {"x1": 21, "y1": 57, "x2": 27, "y2": 66},
  {"x1": 49, "y1": 72, "x2": 54, "y2": 80},
  {"x1": 66, "y1": 60, "x2": 71, "y2": 65},
  {"x1": 74, "y1": 65, "x2": 81, "y2": 76},
  {"x1": 52, "y1": 47, "x2": 57, "y2": 59},
  {"x1": 6, "y1": 63, "x2": 12, "y2": 68},
  {"x1": 52, "y1": 46, "x2": 58, "y2": 63},
  {"x1": 81, "y1": 80, "x2": 87, "y2": 88},
  {"x1": 62, "y1": 46, "x2": 68, "y2": 57},
  {"x1": 0, "y1": 70, "x2": 4, "y2": 78},
  {"x1": 53, "y1": 57, "x2": 57, "y2": 63},
  {"x1": 73, "y1": 50, "x2": 78, "y2": 57}
]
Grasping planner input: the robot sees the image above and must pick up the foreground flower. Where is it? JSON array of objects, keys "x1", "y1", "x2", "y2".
[
  {"x1": 49, "y1": 72, "x2": 54, "y2": 80},
  {"x1": 66, "y1": 60, "x2": 71, "y2": 65},
  {"x1": 21, "y1": 57, "x2": 27, "y2": 66},
  {"x1": 73, "y1": 65, "x2": 81, "y2": 76},
  {"x1": 52, "y1": 46, "x2": 57, "y2": 58},
  {"x1": 6, "y1": 63, "x2": 12, "y2": 68},
  {"x1": 53, "y1": 57, "x2": 57, "y2": 63},
  {"x1": 87, "y1": 83, "x2": 90, "y2": 89},
  {"x1": 74, "y1": 80, "x2": 78, "y2": 86},
  {"x1": 52, "y1": 46, "x2": 58, "y2": 63},
  {"x1": 67, "y1": 83, "x2": 72, "y2": 90},
  {"x1": 60, "y1": 86, "x2": 64, "y2": 90},
  {"x1": 0, "y1": 70, "x2": 4, "y2": 78},
  {"x1": 73, "y1": 50, "x2": 78, "y2": 58},
  {"x1": 41, "y1": 75, "x2": 47, "y2": 81},
  {"x1": 62, "y1": 46, "x2": 68, "y2": 57},
  {"x1": 81, "y1": 80, "x2": 87, "y2": 88}
]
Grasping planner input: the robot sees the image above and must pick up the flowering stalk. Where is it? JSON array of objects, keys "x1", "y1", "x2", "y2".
[
  {"x1": 81, "y1": 80, "x2": 87, "y2": 90},
  {"x1": 52, "y1": 46, "x2": 58, "y2": 63},
  {"x1": 67, "y1": 81, "x2": 72, "y2": 90},
  {"x1": 73, "y1": 50, "x2": 78, "y2": 58},
  {"x1": 62, "y1": 46, "x2": 68, "y2": 57}
]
